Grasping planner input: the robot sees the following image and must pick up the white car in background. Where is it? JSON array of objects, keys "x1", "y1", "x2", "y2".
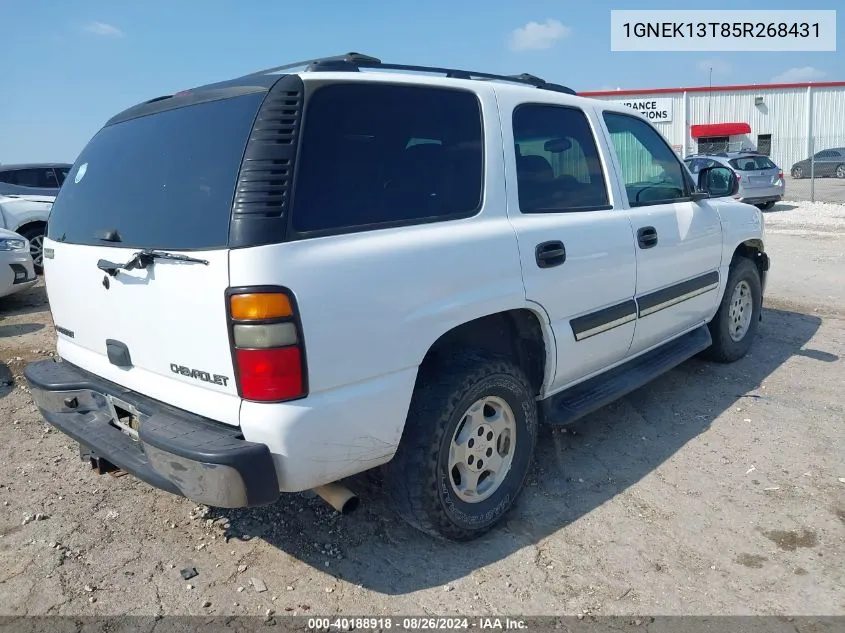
[
  {"x1": 0, "y1": 228, "x2": 37, "y2": 298},
  {"x1": 0, "y1": 194, "x2": 54, "y2": 273}
]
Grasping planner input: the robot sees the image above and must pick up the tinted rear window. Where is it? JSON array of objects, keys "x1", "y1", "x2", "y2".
[
  {"x1": 47, "y1": 93, "x2": 264, "y2": 249},
  {"x1": 291, "y1": 83, "x2": 483, "y2": 234},
  {"x1": 729, "y1": 156, "x2": 777, "y2": 171}
]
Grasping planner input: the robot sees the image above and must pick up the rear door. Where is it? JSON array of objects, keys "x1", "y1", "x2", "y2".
[
  {"x1": 43, "y1": 92, "x2": 267, "y2": 426},
  {"x1": 498, "y1": 95, "x2": 638, "y2": 391}
]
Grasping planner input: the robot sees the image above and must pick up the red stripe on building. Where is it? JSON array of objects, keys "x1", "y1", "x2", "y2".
[{"x1": 579, "y1": 81, "x2": 845, "y2": 98}]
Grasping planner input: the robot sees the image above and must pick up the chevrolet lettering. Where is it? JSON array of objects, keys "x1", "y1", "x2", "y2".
[{"x1": 170, "y1": 363, "x2": 230, "y2": 387}]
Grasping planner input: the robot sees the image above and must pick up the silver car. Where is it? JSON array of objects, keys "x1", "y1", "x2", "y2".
[{"x1": 684, "y1": 152, "x2": 784, "y2": 210}]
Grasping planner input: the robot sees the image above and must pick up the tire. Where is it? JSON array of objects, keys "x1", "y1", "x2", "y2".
[
  {"x1": 791, "y1": 166, "x2": 803, "y2": 179},
  {"x1": 700, "y1": 258, "x2": 762, "y2": 363},
  {"x1": 19, "y1": 225, "x2": 46, "y2": 274},
  {"x1": 836, "y1": 164, "x2": 845, "y2": 179},
  {"x1": 758, "y1": 201, "x2": 775, "y2": 211},
  {"x1": 383, "y1": 354, "x2": 538, "y2": 541}
]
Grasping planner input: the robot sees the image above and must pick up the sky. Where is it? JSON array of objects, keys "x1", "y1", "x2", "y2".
[{"x1": 2, "y1": 0, "x2": 842, "y2": 163}]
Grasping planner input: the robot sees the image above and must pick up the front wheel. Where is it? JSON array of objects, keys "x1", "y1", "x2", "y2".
[
  {"x1": 383, "y1": 355, "x2": 537, "y2": 541},
  {"x1": 836, "y1": 164, "x2": 845, "y2": 179},
  {"x1": 19, "y1": 225, "x2": 46, "y2": 274},
  {"x1": 700, "y1": 258, "x2": 762, "y2": 363},
  {"x1": 791, "y1": 166, "x2": 804, "y2": 179}
]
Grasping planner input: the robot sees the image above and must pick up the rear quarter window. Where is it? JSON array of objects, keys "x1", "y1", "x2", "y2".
[{"x1": 290, "y1": 83, "x2": 483, "y2": 235}]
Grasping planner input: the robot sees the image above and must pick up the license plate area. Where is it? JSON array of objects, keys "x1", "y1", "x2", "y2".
[{"x1": 106, "y1": 395, "x2": 142, "y2": 441}]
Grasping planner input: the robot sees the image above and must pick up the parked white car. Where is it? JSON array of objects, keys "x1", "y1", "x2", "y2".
[
  {"x1": 0, "y1": 194, "x2": 54, "y2": 273},
  {"x1": 25, "y1": 53, "x2": 769, "y2": 541},
  {"x1": 0, "y1": 228, "x2": 37, "y2": 298}
]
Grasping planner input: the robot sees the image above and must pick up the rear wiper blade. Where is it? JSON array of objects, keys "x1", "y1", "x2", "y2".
[{"x1": 97, "y1": 249, "x2": 209, "y2": 276}]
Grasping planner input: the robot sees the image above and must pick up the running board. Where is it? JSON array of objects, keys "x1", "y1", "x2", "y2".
[{"x1": 541, "y1": 325, "x2": 712, "y2": 426}]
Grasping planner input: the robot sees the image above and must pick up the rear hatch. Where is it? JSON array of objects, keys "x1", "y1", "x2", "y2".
[
  {"x1": 43, "y1": 91, "x2": 268, "y2": 425},
  {"x1": 729, "y1": 155, "x2": 782, "y2": 191}
]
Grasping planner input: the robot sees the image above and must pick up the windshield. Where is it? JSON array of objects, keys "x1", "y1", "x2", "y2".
[{"x1": 47, "y1": 93, "x2": 264, "y2": 250}]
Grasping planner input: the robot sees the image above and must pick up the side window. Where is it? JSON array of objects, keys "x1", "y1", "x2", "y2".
[
  {"x1": 11, "y1": 169, "x2": 42, "y2": 187},
  {"x1": 512, "y1": 104, "x2": 610, "y2": 213},
  {"x1": 686, "y1": 158, "x2": 716, "y2": 174},
  {"x1": 41, "y1": 169, "x2": 59, "y2": 188},
  {"x1": 603, "y1": 112, "x2": 689, "y2": 206},
  {"x1": 55, "y1": 168, "x2": 70, "y2": 185},
  {"x1": 0, "y1": 170, "x2": 17, "y2": 184},
  {"x1": 291, "y1": 83, "x2": 483, "y2": 234}
]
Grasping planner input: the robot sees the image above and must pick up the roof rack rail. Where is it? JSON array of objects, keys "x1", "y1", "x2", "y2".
[{"x1": 238, "y1": 52, "x2": 576, "y2": 95}]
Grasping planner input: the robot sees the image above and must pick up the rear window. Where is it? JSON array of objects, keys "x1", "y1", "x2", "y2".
[
  {"x1": 47, "y1": 93, "x2": 264, "y2": 249},
  {"x1": 291, "y1": 83, "x2": 483, "y2": 234},
  {"x1": 729, "y1": 156, "x2": 778, "y2": 171}
]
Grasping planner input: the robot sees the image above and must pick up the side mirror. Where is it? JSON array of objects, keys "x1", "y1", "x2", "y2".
[
  {"x1": 543, "y1": 138, "x2": 572, "y2": 153},
  {"x1": 697, "y1": 166, "x2": 738, "y2": 199}
]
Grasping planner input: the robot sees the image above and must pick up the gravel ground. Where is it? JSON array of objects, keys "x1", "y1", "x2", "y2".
[{"x1": 1, "y1": 201, "x2": 843, "y2": 618}]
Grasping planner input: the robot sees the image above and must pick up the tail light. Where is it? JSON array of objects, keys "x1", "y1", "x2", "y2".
[
  {"x1": 227, "y1": 288, "x2": 307, "y2": 402},
  {"x1": 778, "y1": 171, "x2": 784, "y2": 180}
]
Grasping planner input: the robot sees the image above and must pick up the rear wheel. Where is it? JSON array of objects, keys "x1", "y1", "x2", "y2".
[
  {"x1": 19, "y1": 225, "x2": 46, "y2": 274},
  {"x1": 701, "y1": 258, "x2": 762, "y2": 363},
  {"x1": 758, "y1": 201, "x2": 775, "y2": 211},
  {"x1": 383, "y1": 354, "x2": 537, "y2": 540},
  {"x1": 836, "y1": 164, "x2": 845, "y2": 179}
]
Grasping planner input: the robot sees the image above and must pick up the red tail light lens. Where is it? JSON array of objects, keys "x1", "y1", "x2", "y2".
[
  {"x1": 228, "y1": 288, "x2": 307, "y2": 402},
  {"x1": 236, "y1": 347, "x2": 303, "y2": 401},
  {"x1": 778, "y1": 171, "x2": 784, "y2": 180}
]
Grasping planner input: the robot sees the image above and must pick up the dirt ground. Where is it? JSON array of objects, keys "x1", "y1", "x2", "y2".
[{"x1": 1, "y1": 201, "x2": 843, "y2": 618}]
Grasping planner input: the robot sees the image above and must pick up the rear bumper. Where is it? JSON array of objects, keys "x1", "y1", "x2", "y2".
[
  {"x1": 738, "y1": 194, "x2": 782, "y2": 205},
  {"x1": 24, "y1": 358, "x2": 279, "y2": 508}
]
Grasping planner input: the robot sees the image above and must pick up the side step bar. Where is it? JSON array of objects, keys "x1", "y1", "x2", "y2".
[{"x1": 541, "y1": 325, "x2": 712, "y2": 426}]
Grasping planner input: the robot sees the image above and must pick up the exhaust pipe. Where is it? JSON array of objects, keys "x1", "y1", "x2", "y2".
[{"x1": 312, "y1": 483, "x2": 360, "y2": 515}]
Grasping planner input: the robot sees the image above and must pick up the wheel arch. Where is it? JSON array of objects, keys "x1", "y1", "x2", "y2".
[
  {"x1": 417, "y1": 306, "x2": 553, "y2": 399},
  {"x1": 15, "y1": 219, "x2": 47, "y2": 237},
  {"x1": 731, "y1": 238, "x2": 769, "y2": 296}
]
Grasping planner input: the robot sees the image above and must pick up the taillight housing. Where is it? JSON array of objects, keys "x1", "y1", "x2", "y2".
[{"x1": 227, "y1": 287, "x2": 307, "y2": 402}]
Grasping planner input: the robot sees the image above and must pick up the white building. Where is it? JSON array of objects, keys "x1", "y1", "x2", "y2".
[{"x1": 579, "y1": 81, "x2": 845, "y2": 174}]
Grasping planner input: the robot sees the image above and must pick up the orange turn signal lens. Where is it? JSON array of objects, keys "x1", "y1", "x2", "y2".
[{"x1": 230, "y1": 293, "x2": 292, "y2": 321}]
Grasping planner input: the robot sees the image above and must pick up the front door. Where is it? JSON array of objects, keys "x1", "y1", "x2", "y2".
[
  {"x1": 499, "y1": 95, "x2": 637, "y2": 393},
  {"x1": 600, "y1": 110, "x2": 724, "y2": 355}
]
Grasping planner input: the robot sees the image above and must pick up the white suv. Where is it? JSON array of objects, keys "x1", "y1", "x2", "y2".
[{"x1": 25, "y1": 54, "x2": 769, "y2": 541}]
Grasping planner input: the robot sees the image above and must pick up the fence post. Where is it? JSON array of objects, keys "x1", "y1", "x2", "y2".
[
  {"x1": 808, "y1": 86, "x2": 815, "y2": 203},
  {"x1": 810, "y1": 150, "x2": 815, "y2": 203}
]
